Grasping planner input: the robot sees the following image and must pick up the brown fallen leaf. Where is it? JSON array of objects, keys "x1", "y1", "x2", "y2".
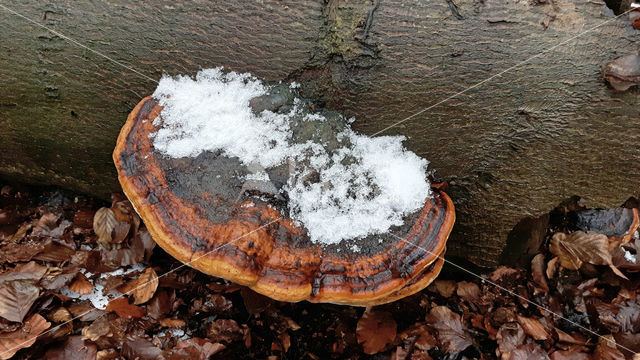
[
  {"x1": 496, "y1": 322, "x2": 525, "y2": 359},
  {"x1": 160, "y1": 318, "x2": 185, "y2": 328},
  {"x1": 432, "y1": 280, "x2": 457, "y2": 298},
  {"x1": 516, "y1": 315, "x2": 549, "y2": 341},
  {"x1": 0, "y1": 313, "x2": 50, "y2": 360},
  {"x1": 44, "y1": 335, "x2": 97, "y2": 360},
  {"x1": 174, "y1": 338, "x2": 226, "y2": 359},
  {"x1": 0, "y1": 261, "x2": 48, "y2": 283},
  {"x1": 550, "y1": 232, "x2": 627, "y2": 279},
  {"x1": 593, "y1": 335, "x2": 625, "y2": 360},
  {"x1": 206, "y1": 319, "x2": 243, "y2": 343},
  {"x1": 456, "y1": 281, "x2": 480, "y2": 301},
  {"x1": 531, "y1": 253, "x2": 549, "y2": 293},
  {"x1": 356, "y1": 308, "x2": 397, "y2": 355},
  {"x1": 0, "y1": 280, "x2": 39, "y2": 323},
  {"x1": 69, "y1": 273, "x2": 93, "y2": 295},
  {"x1": 117, "y1": 267, "x2": 158, "y2": 305},
  {"x1": 93, "y1": 207, "x2": 117, "y2": 249},
  {"x1": 279, "y1": 332, "x2": 291, "y2": 353},
  {"x1": 105, "y1": 297, "x2": 145, "y2": 318},
  {"x1": 426, "y1": 306, "x2": 473, "y2": 354}
]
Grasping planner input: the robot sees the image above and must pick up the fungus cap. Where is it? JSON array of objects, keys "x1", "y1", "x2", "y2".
[{"x1": 113, "y1": 93, "x2": 454, "y2": 306}]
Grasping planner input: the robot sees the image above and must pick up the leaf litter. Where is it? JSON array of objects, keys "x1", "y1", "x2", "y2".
[{"x1": 0, "y1": 185, "x2": 640, "y2": 359}]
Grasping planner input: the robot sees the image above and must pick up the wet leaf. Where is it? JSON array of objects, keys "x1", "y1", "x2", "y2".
[
  {"x1": 0, "y1": 313, "x2": 50, "y2": 360},
  {"x1": 356, "y1": 308, "x2": 397, "y2": 355}
]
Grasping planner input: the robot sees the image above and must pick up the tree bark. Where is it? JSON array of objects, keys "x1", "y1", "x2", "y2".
[{"x1": 1, "y1": 0, "x2": 639, "y2": 268}]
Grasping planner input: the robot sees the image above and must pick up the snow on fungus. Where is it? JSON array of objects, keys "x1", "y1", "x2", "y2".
[
  {"x1": 150, "y1": 68, "x2": 431, "y2": 245},
  {"x1": 113, "y1": 68, "x2": 455, "y2": 305}
]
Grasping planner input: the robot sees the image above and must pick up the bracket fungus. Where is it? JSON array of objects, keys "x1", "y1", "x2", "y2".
[{"x1": 113, "y1": 69, "x2": 454, "y2": 305}]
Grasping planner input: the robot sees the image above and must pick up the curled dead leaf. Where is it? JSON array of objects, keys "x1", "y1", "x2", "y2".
[
  {"x1": 550, "y1": 232, "x2": 627, "y2": 279},
  {"x1": 531, "y1": 254, "x2": 549, "y2": 293},
  {"x1": 69, "y1": 273, "x2": 93, "y2": 295},
  {"x1": 356, "y1": 308, "x2": 397, "y2": 355}
]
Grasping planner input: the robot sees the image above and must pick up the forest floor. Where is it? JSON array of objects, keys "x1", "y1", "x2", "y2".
[{"x1": 0, "y1": 183, "x2": 639, "y2": 360}]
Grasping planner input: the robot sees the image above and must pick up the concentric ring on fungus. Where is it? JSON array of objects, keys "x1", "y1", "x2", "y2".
[{"x1": 114, "y1": 92, "x2": 455, "y2": 306}]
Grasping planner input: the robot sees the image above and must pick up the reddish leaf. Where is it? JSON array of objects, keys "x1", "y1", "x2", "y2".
[
  {"x1": 69, "y1": 273, "x2": 93, "y2": 295},
  {"x1": 105, "y1": 297, "x2": 145, "y2": 318},
  {"x1": 356, "y1": 309, "x2": 397, "y2": 355},
  {"x1": 118, "y1": 267, "x2": 158, "y2": 305}
]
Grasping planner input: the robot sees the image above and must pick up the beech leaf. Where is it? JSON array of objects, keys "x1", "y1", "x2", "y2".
[
  {"x1": 105, "y1": 297, "x2": 145, "y2": 318},
  {"x1": 0, "y1": 280, "x2": 39, "y2": 323},
  {"x1": 426, "y1": 306, "x2": 473, "y2": 354},
  {"x1": 550, "y1": 232, "x2": 627, "y2": 279},
  {"x1": 0, "y1": 313, "x2": 50, "y2": 360},
  {"x1": 93, "y1": 207, "x2": 117, "y2": 248},
  {"x1": 356, "y1": 309, "x2": 397, "y2": 355}
]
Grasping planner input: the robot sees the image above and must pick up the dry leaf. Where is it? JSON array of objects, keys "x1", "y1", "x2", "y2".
[
  {"x1": 356, "y1": 308, "x2": 397, "y2": 355},
  {"x1": 0, "y1": 280, "x2": 39, "y2": 322},
  {"x1": 118, "y1": 267, "x2": 158, "y2": 305},
  {"x1": 433, "y1": 280, "x2": 457, "y2": 298},
  {"x1": 426, "y1": 306, "x2": 473, "y2": 354},
  {"x1": 546, "y1": 257, "x2": 559, "y2": 279},
  {"x1": 456, "y1": 281, "x2": 480, "y2": 301},
  {"x1": 160, "y1": 318, "x2": 185, "y2": 328},
  {"x1": 0, "y1": 313, "x2": 50, "y2": 360},
  {"x1": 496, "y1": 322, "x2": 524, "y2": 358},
  {"x1": 105, "y1": 297, "x2": 145, "y2": 318},
  {"x1": 531, "y1": 254, "x2": 549, "y2": 293},
  {"x1": 69, "y1": 273, "x2": 93, "y2": 295},
  {"x1": 550, "y1": 232, "x2": 627, "y2": 279},
  {"x1": 44, "y1": 336, "x2": 97, "y2": 360},
  {"x1": 207, "y1": 319, "x2": 243, "y2": 343},
  {"x1": 593, "y1": 335, "x2": 625, "y2": 360},
  {"x1": 81, "y1": 316, "x2": 112, "y2": 342},
  {"x1": 279, "y1": 332, "x2": 291, "y2": 353},
  {"x1": 93, "y1": 207, "x2": 117, "y2": 249},
  {"x1": 516, "y1": 315, "x2": 549, "y2": 340},
  {"x1": 0, "y1": 261, "x2": 48, "y2": 283},
  {"x1": 175, "y1": 338, "x2": 226, "y2": 359}
]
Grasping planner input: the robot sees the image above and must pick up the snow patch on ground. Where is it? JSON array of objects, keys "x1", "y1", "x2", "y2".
[
  {"x1": 151, "y1": 68, "x2": 431, "y2": 245},
  {"x1": 59, "y1": 263, "x2": 146, "y2": 310}
]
